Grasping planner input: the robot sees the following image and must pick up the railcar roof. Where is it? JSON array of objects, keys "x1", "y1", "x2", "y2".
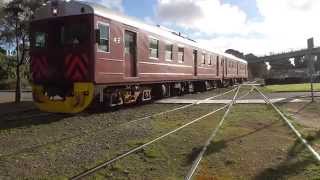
[
  {"x1": 83, "y1": 1, "x2": 247, "y2": 64},
  {"x1": 35, "y1": 0, "x2": 247, "y2": 64}
]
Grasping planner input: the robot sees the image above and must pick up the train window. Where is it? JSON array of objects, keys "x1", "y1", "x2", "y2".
[
  {"x1": 178, "y1": 47, "x2": 184, "y2": 62},
  {"x1": 209, "y1": 55, "x2": 213, "y2": 65},
  {"x1": 165, "y1": 44, "x2": 173, "y2": 61},
  {"x1": 34, "y1": 32, "x2": 46, "y2": 48},
  {"x1": 149, "y1": 38, "x2": 159, "y2": 59},
  {"x1": 97, "y1": 23, "x2": 110, "y2": 52},
  {"x1": 61, "y1": 23, "x2": 89, "y2": 47},
  {"x1": 201, "y1": 54, "x2": 206, "y2": 64}
]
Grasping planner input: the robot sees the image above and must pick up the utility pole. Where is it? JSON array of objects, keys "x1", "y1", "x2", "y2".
[{"x1": 307, "y1": 38, "x2": 315, "y2": 102}]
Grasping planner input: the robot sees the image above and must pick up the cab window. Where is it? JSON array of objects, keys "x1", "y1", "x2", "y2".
[
  {"x1": 34, "y1": 32, "x2": 47, "y2": 48},
  {"x1": 60, "y1": 23, "x2": 89, "y2": 47}
]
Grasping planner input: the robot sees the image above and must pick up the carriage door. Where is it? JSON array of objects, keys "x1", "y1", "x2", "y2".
[
  {"x1": 193, "y1": 50, "x2": 198, "y2": 76},
  {"x1": 124, "y1": 30, "x2": 137, "y2": 77}
]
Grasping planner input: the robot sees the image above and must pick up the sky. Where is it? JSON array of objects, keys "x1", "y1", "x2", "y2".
[{"x1": 37, "y1": 0, "x2": 320, "y2": 55}]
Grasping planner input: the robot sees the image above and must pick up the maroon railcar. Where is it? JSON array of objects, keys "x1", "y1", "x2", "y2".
[{"x1": 30, "y1": 1, "x2": 248, "y2": 113}]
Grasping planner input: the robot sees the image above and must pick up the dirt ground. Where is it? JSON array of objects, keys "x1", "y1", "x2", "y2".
[
  {"x1": 282, "y1": 102, "x2": 320, "y2": 129},
  {"x1": 0, "y1": 87, "x2": 319, "y2": 179}
]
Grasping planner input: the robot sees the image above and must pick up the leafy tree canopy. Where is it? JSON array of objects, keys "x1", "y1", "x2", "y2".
[
  {"x1": 0, "y1": 47, "x2": 5, "y2": 55},
  {"x1": 0, "y1": 0, "x2": 45, "y2": 99}
]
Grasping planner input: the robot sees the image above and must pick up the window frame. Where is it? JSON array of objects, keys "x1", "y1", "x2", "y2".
[
  {"x1": 208, "y1": 55, "x2": 213, "y2": 66},
  {"x1": 97, "y1": 21, "x2": 110, "y2": 53},
  {"x1": 165, "y1": 43, "x2": 173, "y2": 61},
  {"x1": 201, "y1": 53, "x2": 206, "y2": 65},
  {"x1": 149, "y1": 36, "x2": 159, "y2": 60},
  {"x1": 177, "y1": 47, "x2": 185, "y2": 63}
]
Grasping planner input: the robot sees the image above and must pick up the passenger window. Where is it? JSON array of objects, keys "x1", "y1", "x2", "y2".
[
  {"x1": 209, "y1": 56, "x2": 213, "y2": 65},
  {"x1": 165, "y1": 44, "x2": 173, "y2": 61},
  {"x1": 98, "y1": 23, "x2": 110, "y2": 52},
  {"x1": 149, "y1": 38, "x2": 159, "y2": 59},
  {"x1": 201, "y1": 54, "x2": 206, "y2": 64},
  {"x1": 178, "y1": 47, "x2": 184, "y2": 62}
]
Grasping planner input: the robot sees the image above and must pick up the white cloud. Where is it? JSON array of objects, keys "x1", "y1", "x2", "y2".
[
  {"x1": 82, "y1": 0, "x2": 123, "y2": 12},
  {"x1": 156, "y1": 0, "x2": 250, "y2": 35},
  {"x1": 155, "y1": 0, "x2": 320, "y2": 55}
]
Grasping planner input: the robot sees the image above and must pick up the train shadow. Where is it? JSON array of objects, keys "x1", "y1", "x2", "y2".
[
  {"x1": 85, "y1": 101, "x2": 155, "y2": 115},
  {"x1": 0, "y1": 102, "x2": 73, "y2": 131},
  {"x1": 0, "y1": 100, "x2": 161, "y2": 130},
  {"x1": 254, "y1": 131, "x2": 320, "y2": 180},
  {"x1": 0, "y1": 101, "x2": 36, "y2": 116}
]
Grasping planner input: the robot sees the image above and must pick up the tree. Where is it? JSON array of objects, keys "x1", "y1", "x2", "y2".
[
  {"x1": 0, "y1": 51, "x2": 7, "y2": 80},
  {"x1": 0, "y1": 0, "x2": 45, "y2": 102},
  {"x1": 0, "y1": 47, "x2": 5, "y2": 54},
  {"x1": 225, "y1": 49, "x2": 245, "y2": 59}
]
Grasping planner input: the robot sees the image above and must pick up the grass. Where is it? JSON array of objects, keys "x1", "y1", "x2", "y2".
[
  {"x1": 2, "y1": 98, "x2": 320, "y2": 179},
  {"x1": 263, "y1": 83, "x2": 320, "y2": 92},
  {"x1": 197, "y1": 104, "x2": 320, "y2": 179}
]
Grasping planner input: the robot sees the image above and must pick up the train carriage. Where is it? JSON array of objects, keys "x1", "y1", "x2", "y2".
[{"x1": 30, "y1": 0, "x2": 248, "y2": 113}]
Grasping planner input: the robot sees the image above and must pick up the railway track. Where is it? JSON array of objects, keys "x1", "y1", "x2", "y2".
[
  {"x1": 0, "y1": 86, "x2": 239, "y2": 159},
  {"x1": 3, "y1": 83, "x2": 319, "y2": 179},
  {"x1": 185, "y1": 84, "x2": 241, "y2": 180},
  {"x1": 69, "y1": 85, "x2": 254, "y2": 179},
  {"x1": 184, "y1": 84, "x2": 320, "y2": 179},
  {"x1": 68, "y1": 84, "x2": 320, "y2": 180},
  {"x1": 254, "y1": 86, "x2": 320, "y2": 162}
]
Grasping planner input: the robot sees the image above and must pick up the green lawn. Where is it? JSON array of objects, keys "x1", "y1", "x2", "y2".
[{"x1": 263, "y1": 83, "x2": 320, "y2": 92}]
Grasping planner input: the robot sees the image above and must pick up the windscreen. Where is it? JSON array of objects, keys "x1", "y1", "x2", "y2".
[{"x1": 60, "y1": 23, "x2": 89, "y2": 47}]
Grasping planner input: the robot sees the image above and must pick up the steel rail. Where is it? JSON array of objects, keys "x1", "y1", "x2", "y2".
[
  {"x1": 70, "y1": 105, "x2": 231, "y2": 180},
  {"x1": 254, "y1": 86, "x2": 320, "y2": 162},
  {"x1": 185, "y1": 85, "x2": 241, "y2": 180},
  {"x1": 0, "y1": 87, "x2": 238, "y2": 159},
  {"x1": 70, "y1": 85, "x2": 252, "y2": 179},
  {"x1": 237, "y1": 85, "x2": 254, "y2": 100},
  {"x1": 126, "y1": 86, "x2": 238, "y2": 125}
]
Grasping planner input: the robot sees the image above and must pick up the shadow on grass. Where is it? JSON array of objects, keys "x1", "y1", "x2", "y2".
[
  {"x1": 254, "y1": 131, "x2": 320, "y2": 180},
  {"x1": 0, "y1": 101, "x2": 74, "y2": 130},
  {"x1": 185, "y1": 121, "x2": 277, "y2": 166},
  {"x1": 0, "y1": 112, "x2": 72, "y2": 131},
  {"x1": 0, "y1": 101, "x2": 36, "y2": 116},
  {"x1": 0, "y1": 99, "x2": 159, "y2": 130},
  {"x1": 185, "y1": 141, "x2": 227, "y2": 165},
  {"x1": 292, "y1": 102, "x2": 314, "y2": 115}
]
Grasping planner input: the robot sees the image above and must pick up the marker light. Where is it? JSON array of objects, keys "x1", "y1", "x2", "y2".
[{"x1": 52, "y1": 8, "x2": 58, "y2": 16}]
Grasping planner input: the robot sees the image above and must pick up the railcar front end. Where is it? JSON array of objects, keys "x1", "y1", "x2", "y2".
[{"x1": 30, "y1": 2, "x2": 95, "y2": 113}]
